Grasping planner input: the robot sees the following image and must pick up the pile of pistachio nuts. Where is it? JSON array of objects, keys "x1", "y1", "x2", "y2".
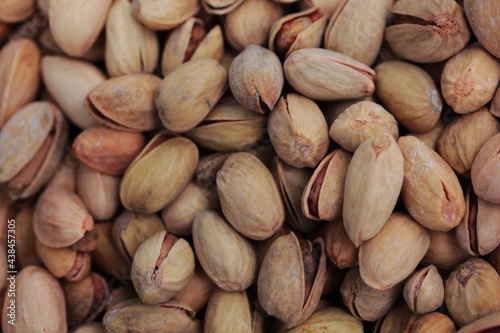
[{"x1": 1, "y1": 0, "x2": 500, "y2": 332}]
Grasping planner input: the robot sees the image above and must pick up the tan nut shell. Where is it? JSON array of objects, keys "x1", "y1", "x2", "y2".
[
  {"x1": 85, "y1": 74, "x2": 161, "y2": 132},
  {"x1": 359, "y1": 212, "x2": 430, "y2": 290},
  {"x1": 457, "y1": 311, "x2": 500, "y2": 333},
  {"x1": 403, "y1": 265, "x2": 444, "y2": 314},
  {"x1": 217, "y1": 152, "x2": 284, "y2": 240},
  {"x1": 156, "y1": 58, "x2": 227, "y2": 133},
  {"x1": 471, "y1": 133, "x2": 500, "y2": 203},
  {"x1": 0, "y1": 0, "x2": 35, "y2": 23},
  {"x1": 204, "y1": 288, "x2": 252, "y2": 333},
  {"x1": 399, "y1": 136, "x2": 465, "y2": 231},
  {"x1": 280, "y1": 307, "x2": 363, "y2": 333},
  {"x1": 343, "y1": 134, "x2": 404, "y2": 247},
  {"x1": 464, "y1": 0, "x2": 500, "y2": 58},
  {"x1": 49, "y1": 0, "x2": 112, "y2": 57},
  {"x1": 422, "y1": 230, "x2": 471, "y2": 273},
  {"x1": 202, "y1": 0, "x2": 245, "y2": 15},
  {"x1": 120, "y1": 133, "x2": 199, "y2": 214},
  {"x1": 131, "y1": 0, "x2": 200, "y2": 30}
]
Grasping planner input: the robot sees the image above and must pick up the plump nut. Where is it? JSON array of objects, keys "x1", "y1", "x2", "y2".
[
  {"x1": 204, "y1": 288, "x2": 253, "y2": 333},
  {"x1": 406, "y1": 313, "x2": 456, "y2": 333},
  {"x1": 464, "y1": 0, "x2": 500, "y2": 58},
  {"x1": 422, "y1": 229, "x2": 471, "y2": 273},
  {"x1": 403, "y1": 265, "x2": 444, "y2": 314},
  {"x1": 457, "y1": 311, "x2": 500, "y2": 333},
  {"x1": 131, "y1": 0, "x2": 200, "y2": 30},
  {"x1": 471, "y1": 133, "x2": 500, "y2": 203}
]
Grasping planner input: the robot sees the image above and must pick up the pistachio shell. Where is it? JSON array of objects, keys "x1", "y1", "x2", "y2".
[
  {"x1": 202, "y1": 0, "x2": 245, "y2": 14},
  {"x1": 204, "y1": 288, "x2": 252, "y2": 333},
  {"x1": 324, "y1": 219, "x2": 358, "y2": 269},
  {"x1": 174, "y1": 266, "x2": 215, "y2": 312},
  {"x1": 464, "y1": 0, "x2": 500, "y2": 58},
  {"x1": 471, "y1": 133, "x2": 500, "y2": 203},
  {"x1": 406, "y1": 312, "x2": 456, "y2": 333},
  {"x1": 421, "y1": 230, "x2": 471, "y2": 273},
  {"x1": 91, "y1": 222, "x2": 131, "y2": 278},
  {"x1": 403, "y1": 265, "x2": 444, "y2": 314},
  {"x1": 0, "y1": 0, "x2": 35, "y2": 23},
  {"x1": 457, "y1": 311, "x2": 500, "y2": 333},
  {"x1": 280, "y1": 307, "x2": 363, "y2": 333},
  {"x1": 131, "y1": 0, "x2": 200, "y2": 30}
]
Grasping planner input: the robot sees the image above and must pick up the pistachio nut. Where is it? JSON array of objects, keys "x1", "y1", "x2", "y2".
[
  {"x1": 192, "y1": 210, "x2": 257, "y2": 291},
  {"x1": 174, "y1": 265, "x2": 215, "y2": 312},
  {"x1": 457, "y1": 311, "x2": 500, "y2": 333},
  {"x1": 84, "y1": 74, "x2": 162, "y2": 132},
  {"x1": 399, "y1": 136, "x2": 465, "y2": 231},
  {"x1": 105, "y1": 0, "x2": 159, "y2": 77},
  {"x1": 1, "y1": 266, "x2": 66, "y2": 333},
  {"x1": 373, "y1": 301, "x2": 414, "y2": 333},
  {"x1": 284, "y1": 48, "x2": 375, "y2": 101},
  {"x1": 195, "y1": 152, "x2": 231, "y2": 187},
  {"x1": 217, "y1": 152, "x2": 284, "y2": 240},
  {"x1": 186, "y1": 96, "x2": 267, "y2": 152},
  {"x1": 113, "y1": 210, "x2": 166, "y2": 263},
  {"x1": 73, "y1": 127, "x2": 146, "y2": 176},
  {"x1": 91, "y1": 222, "x2": 131, "y2": 278},
  {"x1": 131, "y1": 0, "x2": 200, "y2": 30},
  {"x1": 471, "y1": 133, "x2": 500, "y2": 203},
  {"x1": 359, "y1": 212, "x2": 430, "y2": 291},
  {"x1": 258, "y1": 232, "x2": 326, "y2": 328},
  {"x1": 272, "y1": 158, "x2": 320, "y2": 234},
  {"x1": 41, "y1": 56, "x2": 106, "y2": 129},
  {"x1": 330, "y1": 101, "x2": 399, "y2": 153},
  {"x1": 403, "y1": 265, "x2": 444, "y2": 314},
  {"x1": 422, "y1": 229, "x2": 471, "y2": 273},
  {"x1": 375, "y1": 60, "x2": 443, "y2": 133},
  {"x1": 34, "y1": 187, "x2": 93, "y2": 248},
  {"x1": 132, "y1": 231, "x2": 195, "y2": 304},
  {"x1": 15, "y1": 206, "x2": 42, "y2": 268},
  {"x1": 406, "y1": 312, "x2": 456, "y2": 333},
  {"x1": 202, "y1": 0, "x2": 245, "y2": 14},
  {"x1": 343, "y1": 134, "x2": 404, "y2": 247},
  {"x1": 301, "y1": 0, "x2": 343, "y2": 17},
  {"x1": 105, "y1": 286, "x2": 138, "y2": 312},
  {"x1": 269, "y1": 94, "x2": 329, "y2": 168},
  {"x1": 492, "y1": 85, "x2": 500, "y2": 118},
  {"x1": 161, "y1": 182, "x2": 218, "y2": 236},
  {"x1": 0, "y1": 101, "x2": 68, "y2": 200},
  {"x1": 223, "y1": 0, "x2": 284, "y2": 51},
  {"x1": 441, "y1": 44, "x2": 500, "y2": 114},
  {"x1": 76, "y1": 164, "x2": 120, "y2": 221},
  {"x1": 229, "y1": 45, "x2": 283, "y2": 114},
  {"x1": 464, "y1": 0, "x2": 500, "y2": 58},
  {"x1": 162, "y1": 18, "x2": 224, "y2": 75},
  {"x1": 0, "y1": 0, "x2": 35, "y2": 23},
  {"x1": 156, "y1": 58, "x2": 227, "y2": 133},
  {"x1": 49, "y1": 0, "x2": 112, "y2": 57},
  {"x1": 204, "y1": 288, "x2": 253, "y2": 333},
  {"x1": 46, "y1": 154, "x2": 78, "y2": 192},
  {"x1": 324, "y1": 219, "x2": 358, "y2": 269},
  {"x1": 409, "y1": 121, "x2": 447, "y2": 151},
  {"x1": 323, "y1": 96, "x2": 377, "y2": 129},
  {"x1": 437, "y1": 108, "x2": 500, "y2": 177},
  {"x1": 445, "y1": 258, "x2": 500, "y2": 327},
  {"x1": 269, "y1": 7, "x2": 326, "y2": 59},
  {"x1": 70, "y1": 229, "x2": 99, "y2": 252},
  {"x1": 63, "y1": 272, "x2": 109, "y2": 325},
  {"x1": 0, "y1": 39, "x2": 41, "y2": 127},
  {"x1": 325, "y1": 0, "x2": 393, "y2": 66},
  {"x1": 385, "y1": 0, "x2": 471, "y2": 63},
  {"x1": 103, "y1": 299, "x2": 199, "y2": 333},
  {"x1": 35, "y1": 239, "x2": 91, "y2": 282},
  {"x1": 341, "y1": 266, "x2": 403, "y2": 322},
  {"x1": 301, "y1": 149, "x2": 352, "y2": 222},
  {"x1": 487, "y1": 245, "x2": 500, "y2": 275},
  {"x1": 120, "y1": 133, "x2": 199, "y2": 214},
  {"x1": 279, "y1": 307, "x2": 362, "y2": 333},
  {"x1": 456, "y1": 184, "x2": 500, "y2": 256}
]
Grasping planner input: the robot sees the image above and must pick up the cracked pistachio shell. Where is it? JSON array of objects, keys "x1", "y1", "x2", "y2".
[
  {"x1": 399, "y1": 136, "x2": 465, "y2": 231},
  {"x1": 258, "y1": 233, "x2": 326, "y2": 328},
  {"x1": 2, "y1": 266, "x2": 66, "y2": 333},
  {"x1": 406, "y1": 313, "x2": 456, "y2": 333},
  {"x1": 403, "y1": 265, "x2": 444, "y2": 314},
  {"x1": 269, "y1": 94, "x2": 329, "y2": 168},
  {"x1": 49, "y1": 0, "x2": 112, "y2": 57},
  {"x1": 329, "y1": 101, "x2": 399, "y2": 153},
  {"x1": 113, "y1": 210, "x2": 165, "y2": 263},
  {"x1": 0, "y1": 101, "x2": 68, "y2": 200},
  {"x1": 272, "y1": 158, "x2": 320, "y2": 234},
  {"x1": 132, "y1": 231, "x2": 195, "y2": 304},
  {"x1": 193, "y1": 210, "x2": 257, "y2": 291},
  {"x1": 269, "y1": 7, "x2": 327, "y2": 59},
  {"x1": 375, "y1": 60, "x2": 442, "y2": 133},
  {"x1": 325, "y1": 0, "x2": 393, "y2": 66},
  {"x1": 471, "y1": 133, "x2": 500, "y2": 204},
  {"x1": 457, "y1": 311, "x2": 500, "y2": 333},
  {"x1": 341, "y1": 266, "x2": 403, "y2": 322},
  {"x1": 105, "y1": 0, "x2": 159, "y2": 77},
  {"x1": 301, "y1": 149, "x2": 352, "y2": 222},
  {"x1": 284, "y1": 48, "x2": 375, "y2": 101},
  {"x1": 202, "y1": 0, "x2": 245, "y2": 14},
  {"x1": 34, "y1": 187, "x2": 94, "y2": 248},
  {"x1": 343, "y1": 134, "x2": 404, "y2": 247},
  {"x1": 456, "y1": 184, "x2": 500, "y2": 256},
  {"x1": 156, "y1": 58, "x2": 227, "y2": 133},
  {"x1": 359, "y1": 212, "x2": 430, "y2": 291},
  {"x1": 131, "y1": 0, "x2": 200, "y2": 30},
  {"x1": 437, "y1": 108, "x2": 500, "y2": 177},
  {"x1": 41, "y1": 56, "x2": 105, "y2": 129},
  {"x1": 103, "y1": 299, "x2": 199, "y2": 333},
  {"x1": 223, "y1": 0, "x2": 284, "y2": 51},
  {"x1": 0, "y1": 39, "x2": 41, "y2": 127},
  {"x1": 422, "y1": 230, "x2": 471, "y2": 273},
  {"x1": 279, "y1": 307, "x2": 362, "y2": 333},
  {"x1": 85, "y1": 74, "x2": 162, "y2": 132},
  {"x1": 204, "y1": 288, "x2": 252, "y2": 333},
  {"x1": 445, "y1": 258, "x2": 500, "y2": 328},
  {"x1": 229, "y1": 45, "x2": 283, "y2": 114},
  {"x1": 186, "y1": 97, "x2": 267, "y2": 152},
  {"x1": 325, "y1": 219, "x2": 358, "y2": 269},
  {"x1": 162, "y1": 18, "x2": 223, "y2": 75},
  {"x1": 441, "y1": 44, "x2": 500, "y2": 115},
  {"x1": 217, "y1": 152, "x2": 284, "y2": 240},
  {"x1": 464, "y1": 0, "x2": 500, "y2": 59},
  {"x1": 385, "y1": 0, "x2": 471, "y2": 63},
  {"x1": 120, "y1": 133, "x2": 199, "y2": 214}
]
